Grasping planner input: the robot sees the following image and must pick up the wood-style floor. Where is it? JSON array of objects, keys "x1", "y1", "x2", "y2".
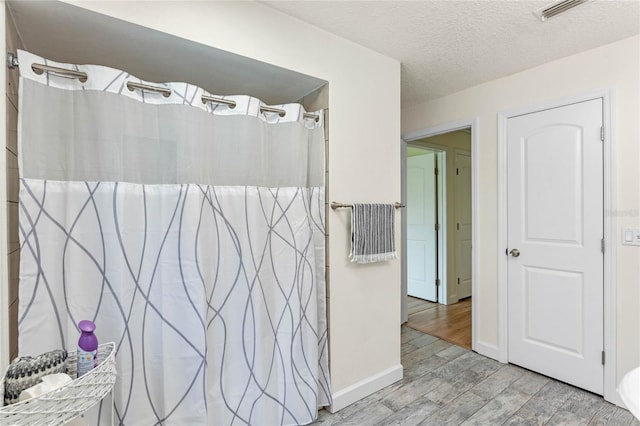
[
  {"x1": 313, "y1": 326, "x2": 638, "y2": 426},
  {"x1": 406, "y1": 296, "x2": 472, "y2": 350}
]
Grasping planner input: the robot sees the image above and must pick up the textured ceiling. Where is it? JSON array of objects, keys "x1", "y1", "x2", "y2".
[{"x1": 262, "y1": 0, "x2": 640, "y2": 107}]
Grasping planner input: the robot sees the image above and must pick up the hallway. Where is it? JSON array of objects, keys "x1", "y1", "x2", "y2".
[{"x1": 406, "y1": 297, "x2": 472, "y2": 350}]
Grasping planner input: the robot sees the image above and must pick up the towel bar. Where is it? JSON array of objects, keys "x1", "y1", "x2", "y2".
[{"x1": 330, "y1": 202, "x2": 405, "y2": 209}]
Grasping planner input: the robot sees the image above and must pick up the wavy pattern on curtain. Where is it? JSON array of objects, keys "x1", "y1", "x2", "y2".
[{"x1": 16, "y1": 50, "x2": 329, "y2": 425}]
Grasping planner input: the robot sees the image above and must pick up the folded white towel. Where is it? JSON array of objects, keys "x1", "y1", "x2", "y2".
[
  {"x1": 349, "y1": 203, "x2": 397, "y2": 264},
  {"x1": 18, "y1": 373, "x2": 72, "y2": 402}
]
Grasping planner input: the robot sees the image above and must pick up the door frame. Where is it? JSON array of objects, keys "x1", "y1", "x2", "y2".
[
  {"x1": 497, "y1": 89, "x2": 618, "y2": 405},
  {"x1": 401, "y1": 117, "x2": 480, "y2": 353}
]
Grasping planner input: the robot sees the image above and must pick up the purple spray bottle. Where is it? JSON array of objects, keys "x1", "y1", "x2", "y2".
[{"x1": 77, "y1": 320, "x2": 98, "y2": 377}]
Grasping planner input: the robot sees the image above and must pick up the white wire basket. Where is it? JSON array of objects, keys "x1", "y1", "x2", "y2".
[{"x1": 0, "y1": 342, "x2": 117, "y2": 426}]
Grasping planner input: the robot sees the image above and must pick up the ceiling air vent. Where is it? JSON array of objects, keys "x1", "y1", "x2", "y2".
[{"x1": 534, "y1": 0, "x2": 590, "y2": 21}]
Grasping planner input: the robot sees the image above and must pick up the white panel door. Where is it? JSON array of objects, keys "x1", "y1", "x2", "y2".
[
  {"x1": 407, "y1": 152, "x2": 437, "y2": 301},
  {"x1": 455, "y1": 151, "x2": 472, "y2": 300},
  {"x1": 507, "y1": 98, "x2": 604, "y2": 395}
]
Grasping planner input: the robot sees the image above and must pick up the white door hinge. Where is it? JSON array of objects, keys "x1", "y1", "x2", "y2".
[
  {"x1": 601, "y1": 126, "x2": 605, "y2": 142},
  {"x1": 602, "y1": 351, "x2": 605, "y2": 365},
  {"x1": 601, "y1": 238, "x2": 605, "y2": 253}
]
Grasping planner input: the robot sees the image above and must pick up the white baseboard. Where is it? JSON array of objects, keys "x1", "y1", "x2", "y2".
[
  {"x1": 328, "y1": 364, "x2": 403, "y2": 413},
  {"x1": 475, "y1": 340, "x2": 500, "y2": 361}
]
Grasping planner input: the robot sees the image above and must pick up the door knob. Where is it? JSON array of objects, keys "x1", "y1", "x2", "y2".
[{"x1": 509, "y1": 249, "x2": 520, "y2": 258}]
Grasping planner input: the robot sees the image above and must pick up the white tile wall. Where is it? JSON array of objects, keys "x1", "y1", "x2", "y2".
[{"x1": 6, "y1": 7, "x2": 22, "y2": 360}]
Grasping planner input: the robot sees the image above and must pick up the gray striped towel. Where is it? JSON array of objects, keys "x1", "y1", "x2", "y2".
[{"x1": 349, "y1": 203, "x2": 397, "y2": 264}]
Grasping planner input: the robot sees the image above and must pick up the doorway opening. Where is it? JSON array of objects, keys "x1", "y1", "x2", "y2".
[{"x1": 402, "y1": 127, "x2": 474, "y2": 350}]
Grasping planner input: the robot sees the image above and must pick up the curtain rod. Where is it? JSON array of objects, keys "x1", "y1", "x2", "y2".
[
  {"x1": 7, "y1": 53, "x2": 320, "y2": 122},
  {"x1": 331, "y1": 202, "x2": 406, "y2": 209}
]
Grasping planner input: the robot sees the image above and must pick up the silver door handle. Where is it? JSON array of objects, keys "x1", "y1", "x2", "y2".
[{"x1": 509, "y1": 249, "x2": 520, "y2": 258}]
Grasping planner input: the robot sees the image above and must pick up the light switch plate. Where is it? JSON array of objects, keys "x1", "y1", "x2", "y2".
[{"x1": 622, "y1": 228, "x2": 640, "y2": 246}]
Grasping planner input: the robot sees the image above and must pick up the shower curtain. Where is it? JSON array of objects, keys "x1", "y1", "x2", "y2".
[{"x1": 16, "y1": 50, "x2": 330, "y2": 425}]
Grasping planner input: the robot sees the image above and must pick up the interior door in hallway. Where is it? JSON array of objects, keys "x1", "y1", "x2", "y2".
[
  {"x1": 455, "y1": 151, "x2": 472, "y2": 300},
  {"x1": 407, "y1": 151, "x2": 438, "y2": 302},
  {"x1": 507, "y1": 98, "x2": 604, "y2": 395}
]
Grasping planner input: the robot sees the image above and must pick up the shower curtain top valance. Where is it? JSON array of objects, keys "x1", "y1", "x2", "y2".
[{"x1": 17, "y1": 49, "x2": 325, "y2": 188}]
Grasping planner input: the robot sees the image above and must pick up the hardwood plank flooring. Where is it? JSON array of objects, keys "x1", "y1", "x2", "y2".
[
  {"x1": 406, "y1": 297, "x2": 472, "y2": 350},
  {"x1": 313, "y1": 326, "x2": 639, "y2": 426},
  {"x1": 407, "y1": 297, "x2": 438, "y2": 316}
]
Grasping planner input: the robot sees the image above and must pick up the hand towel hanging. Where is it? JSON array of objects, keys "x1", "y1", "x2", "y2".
[{"x1": 349, "y1": 203, "x2": 397, "y2": 264}]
